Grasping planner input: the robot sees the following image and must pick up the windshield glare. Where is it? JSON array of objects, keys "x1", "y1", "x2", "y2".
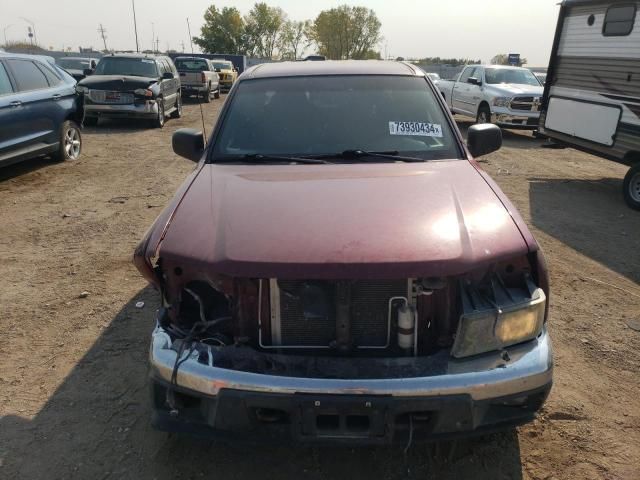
[
  {"x1": 485, "y1": 68, "x2": 541, "y2": 86},
  {"x1": 58, "y1": 58, "x2": 91, "y2": 70},
  {"x1": 175, "y1": 59, "x2": 209, "y2": 71},
  {"x1": 212, "y1": 75, "x2": 460, "y2": 161},
  {"x1": 94, "y1": 57, "x2": 158, "y2": 77}
]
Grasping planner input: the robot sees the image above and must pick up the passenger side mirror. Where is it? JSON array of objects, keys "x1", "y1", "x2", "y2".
[
  {"x1": 83, "y1": 68, "x2": 94, "y2": 76},
  {"x1": 162, "y1": 71, "x2": 174, "y2": 80},
  {"x1": 173, "y1": 129, "x2": 205, "y2": 162},
  {"x1": 467, "y1": 77, "x2": 482, "y2": 86},
  {"x1": 467, "y1": 124, "x2": 502, "y2": 157}
]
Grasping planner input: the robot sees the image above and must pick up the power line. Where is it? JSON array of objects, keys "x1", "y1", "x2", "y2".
[{"x1": 98, "y1": 24, "x2": 108, "y2": 51}]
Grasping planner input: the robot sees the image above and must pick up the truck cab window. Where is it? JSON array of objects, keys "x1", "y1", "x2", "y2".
[
  {"x1": 459, "y1": 67, "x2": 476, "y2": 83},
  {"x1": 603, "y1": 4, "x2": 636, "y2": 36}
]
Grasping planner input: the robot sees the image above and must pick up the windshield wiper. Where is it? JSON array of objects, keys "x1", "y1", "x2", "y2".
[
  {"x1": 312, "y1": 150, "x2": 427, "y2": 163},
  {"x1": 222, "y1": 154, "x2": 333, "y2": 165}
]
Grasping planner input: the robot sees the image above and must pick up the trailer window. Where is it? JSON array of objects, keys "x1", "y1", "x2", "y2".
[{"x1": 603, "y1": 4, "x2": 636, "y2": 36}]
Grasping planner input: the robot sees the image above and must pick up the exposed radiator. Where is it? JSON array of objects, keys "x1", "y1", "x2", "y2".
[{"x1": 266, "y1": 279, "x2": 410, "y2": 349}]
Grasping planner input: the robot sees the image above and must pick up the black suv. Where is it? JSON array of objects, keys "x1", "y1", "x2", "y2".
[
  {"x1": 77, "y1": 54, "x2": 181, "y2": 128},
  {"x1": 0, "y1": 52, "x2": 83, "y2": 168}
]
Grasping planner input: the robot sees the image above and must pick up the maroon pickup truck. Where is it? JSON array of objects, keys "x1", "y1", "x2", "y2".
[{"x1": 134, "y1": 61, "x2": 552, "y2": 445}]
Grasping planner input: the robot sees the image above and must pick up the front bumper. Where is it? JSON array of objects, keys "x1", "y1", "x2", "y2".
[
  {"x1": 84, "y1": 101, "x2": 158, "y2": 119},
  {"x1": 148, "y1": 324, "x2": 553, "y2": 443},
  {"x1": 491, "y1": 107, "x2": 540, "y2": 130}
]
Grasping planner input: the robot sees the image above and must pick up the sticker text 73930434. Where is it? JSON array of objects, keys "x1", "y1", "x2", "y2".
[{"x1": 389, "y1": 121, "x2": 443, "y2": 137}]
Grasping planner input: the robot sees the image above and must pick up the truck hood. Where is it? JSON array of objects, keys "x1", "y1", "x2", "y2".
[
  {"x1": 157, "y1": 161, "x2": 530, "y2": 279},
  {"x1": 78, "y1": 74, "x2": 158, "y2": 91},
  {"x1": 486, "y1": 83, "x2": 544, "y2": 96}
]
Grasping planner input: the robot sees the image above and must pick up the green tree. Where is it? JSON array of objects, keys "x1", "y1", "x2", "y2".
[
  {"x1": 310, "y1": 5, "x2": 382, "y2": 60},
  {"x1": 279, "y1": 20, "x2": 312, "y2": 60},
  {"x1": 193, "y1": 5, "x2": 247, "y2": 54},
  {"x1": 244, "y1": 2, "x2": 287, "y2": 59}
]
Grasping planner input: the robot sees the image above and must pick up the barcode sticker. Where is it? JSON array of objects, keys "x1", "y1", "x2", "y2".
[{"x1": 389, "y1": 121, "x2": 443, "y2": 137}]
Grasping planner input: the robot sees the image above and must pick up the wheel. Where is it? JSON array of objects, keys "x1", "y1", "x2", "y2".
[
  {"x1": 623, "y1": 163, "x2": 640, "y2": 211},
  {"x1": 84, "y1": 116, "x2": 98, "y2": 127},
  {"x1": 203, "y1": 85, "x2": 211, "y2": 103},
  {"x1": 171, "y1": 94, "x2": 182, "y2": 119},
  {"x1": 53, "y1": 120, "x2": 82, "y2": 161},
  {"x1": 153, "y1": 98, "x2": 165, "y2": 128},
  {"x1": 476, "y1": 105, "x2": 492, "y2": 124},
  {"x1": 213, "y1": 89, "x2": 220, "y2": 100}
]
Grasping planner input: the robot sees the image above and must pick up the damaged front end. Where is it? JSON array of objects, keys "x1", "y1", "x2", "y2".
[{"x1": 134, "y1": 245, "x2": 552, "y2": 443}]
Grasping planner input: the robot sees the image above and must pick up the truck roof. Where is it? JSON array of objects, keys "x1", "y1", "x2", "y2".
[{"x1": 243, "y1": 60, "x2": 424, "y2": 80}]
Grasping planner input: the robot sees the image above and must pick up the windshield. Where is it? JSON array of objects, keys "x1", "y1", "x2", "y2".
[
  {"x1": 175, "y1": 59, "x2": 209, "y2": 71},
  {"x1": 213, "y1": 62, "x2": 233, "y2": 70},
  {"x1": 485, "y1": 68, "x2": 541, "y2": 86},
  {"x1": 212, "y1": 75, "x2": 461, "y2": 161},
  {"x1": 94, "y1": 57, "x2": 158, "y2": 77},
  {"x1": 58, "y1": 58, "x2": 91, "y2": 70}
]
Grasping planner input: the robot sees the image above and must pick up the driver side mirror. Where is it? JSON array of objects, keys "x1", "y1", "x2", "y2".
[
  {"x1": 467, "y1": 124, "x2": 502, "y2": 157},
  {"x1": 173, "y1": 129, "x2": 205, "y2": 162},
  {"x1": 83, "y1": 68, "x2": 94, "y2": 76},
  {"x1": 162, "y1": 71, "x2": 174, "y2": 80},
  {"x1": 467, "y1": 77, "x2": 482, "y2": 86}
]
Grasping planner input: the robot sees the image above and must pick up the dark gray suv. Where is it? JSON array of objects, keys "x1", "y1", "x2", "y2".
[{"x1": 77, "y1": 54, "x2": 182, "y2": 128}]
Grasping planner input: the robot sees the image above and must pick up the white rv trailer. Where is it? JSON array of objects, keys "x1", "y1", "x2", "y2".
[{"x1": 539, "y1": 0, "x2": 640, "y2": 210}]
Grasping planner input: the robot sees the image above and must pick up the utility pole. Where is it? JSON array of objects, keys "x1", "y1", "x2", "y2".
[
  {"x1": 151, "y1": 22, "x2": 155, "y2": 53},
  {"x1": 131, "y1": 0, "x2": 139, "y2": 52},
  {"x1": 180, "y1": 41, "x2": 185, "y2": 53},
  {"x1": 3, "y1": 24, "x2": 13, "y2": 45},
  {"x1": 20, "y1": 17, "x2": 37, "y2": 45},
  {"x1": 98, "y1": 24, "x2": 108, "y2": 51},
  {"x1": 187, "y1": 18, "x2": 194, "y2": 53}
]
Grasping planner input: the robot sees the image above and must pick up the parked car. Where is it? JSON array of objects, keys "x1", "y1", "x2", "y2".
[
  {"x1": 174, "y1": 56, "x2": 220, "y2": 103},
  {"x1": 0, "y1": 52, "x2": 83, "y2": 168},
  {"x1": 438, "y1": 65, "x2": 544, "y2": 129},
  {"x1": 135, "y1": 61, "x2": 552, "y2": 445},
  {"x1": 76, "y1": 54, "x2": 181, "y2": 128},
  {"x1": 211, "y1": 60, "x2": 237, "y2": 91},
  {"x1": 539, "y1": 0, "x2": 640, "y2": 210},
  {"x1": 56, "y1": 57, "x2": 98, "y2": 81}
]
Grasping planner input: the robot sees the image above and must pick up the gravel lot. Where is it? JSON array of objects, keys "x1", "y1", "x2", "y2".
[{"x1": 0, "y1": 100, "x2": 638, "y2": 480}]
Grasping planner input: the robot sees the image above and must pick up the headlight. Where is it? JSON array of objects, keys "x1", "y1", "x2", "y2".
[
  {"x1": 493, "y1": 96, "x2": 512, "y2": 108},
  {"x1": 134, "y1": 88, "x2": 153, "y2": 97},
  {"x1": 75, "y1": 85, "x2": 89, "y2": 94},
  {"x1": 451, "y1": 280, "x2": 546, "y2": 358}
]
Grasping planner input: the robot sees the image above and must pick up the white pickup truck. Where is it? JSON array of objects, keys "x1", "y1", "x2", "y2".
[
  {"x1": 438, "y1": 65, "x2": 544, "y2": 130},
  {"x1": 174, "y1": 56, "x2": 220, "y2": 103}
]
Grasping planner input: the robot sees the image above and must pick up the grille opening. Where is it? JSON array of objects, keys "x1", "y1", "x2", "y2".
[
  {"x1": 346, "y1": 415, "x2": 370, "y2": 432},
  {"x1": 171, "y1": 391, "x2": 202, "y2": 410},
  {"x1": 254, "y1": 407, "x2": 290, "y2": 424},
  {"x1": 316, "y1": 414, "x2": 340, "y2": 431},
  {"x1": 396, "y1": 411, "x2": 432, "y2": 427}
]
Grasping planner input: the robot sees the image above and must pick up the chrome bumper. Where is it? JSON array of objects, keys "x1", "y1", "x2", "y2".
[
  {"x1": 149, "y1": 325, "x2": 553, "y2": 402},
  {"x1": 491, "y1": 108, "x2": 540, "y2": 129},
  {"x1": 181, "y1": 85, "x2": 210, "y2": 93},
  {"x1": 84, "y1": 101, "x2": 158, "y2": 117}
]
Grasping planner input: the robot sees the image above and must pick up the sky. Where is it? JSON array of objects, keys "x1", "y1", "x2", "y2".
[{"x1": 0, "y1": 0, "x2": 561, "y2": 66}]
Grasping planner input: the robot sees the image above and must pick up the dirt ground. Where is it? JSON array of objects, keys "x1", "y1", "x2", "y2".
[{"x1": 0, "y1": 100, "x2": 638, "y2": 480}]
